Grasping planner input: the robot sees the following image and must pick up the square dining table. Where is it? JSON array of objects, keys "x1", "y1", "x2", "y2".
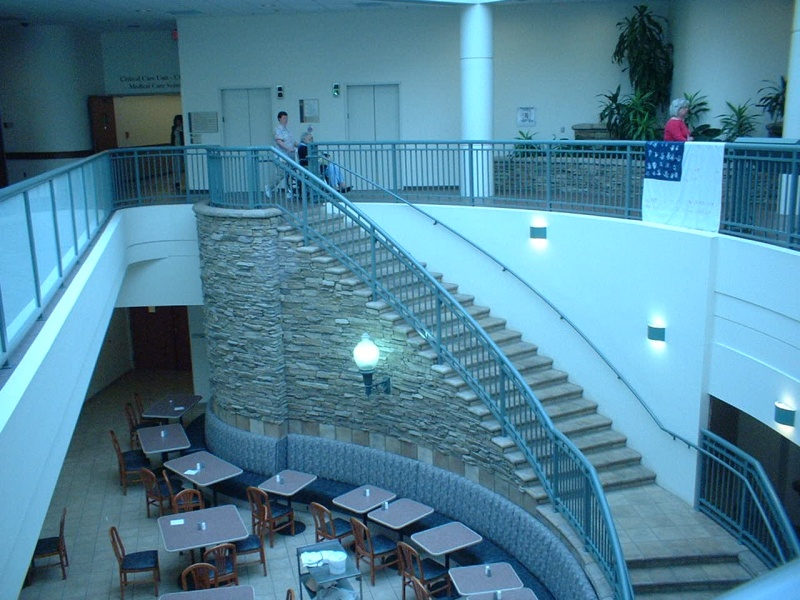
[
  {"x1": 259, "y1": 469, "x2": 317, "y2": 534},
  {"x1": 157, "y1": 504, "x2": 248, "y2": 553},
  {"x1": 142, "y1": 393, "x2": 202, "y2": 423},
  {"x1": 410, "y1": 521, "x2": 483, "y2": 568},
  {"x1": 137, "y1": 423, "x2": 190, "y2": 460},
  {"x1": 333, "y1": 484, "x2": 396, "y2": 516},
  {"x1": 448, "y1": 562, "x2": 523, "y2": 596},
  {"x1": 367, "y1": 498, "x2": 433, "y2": 538},
  {"x1": 164, "y1": 450, "x2": 242, "y2": 504},
  {"x1": 159, "y1": 584, "x2": 255, "y2": 599}
]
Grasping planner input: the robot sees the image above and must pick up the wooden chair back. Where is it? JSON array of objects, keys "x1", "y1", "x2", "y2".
[
  {"x1": 173, "y1": 488, "x2": 205, "y2": 513},
  {"x1": 181, "y1": 562, "x2": 218, "y2": 590},
  {"x1": 203, "y1": 542, "x2": 239, "y2": 587}
]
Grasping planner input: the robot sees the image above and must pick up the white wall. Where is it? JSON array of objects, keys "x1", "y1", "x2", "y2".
[
  {"x1": 671, "y1": 0, "x2": 794, "y2": 137},
  {"x1": 101, "y1": 30, "x2": 181, "y2": 96},
  {"x1": 359, "y1": 203, "x2": 800, "y2": 503},
  {"x1": 175, "y1": 1, "x2": 790, "y2": 143}
]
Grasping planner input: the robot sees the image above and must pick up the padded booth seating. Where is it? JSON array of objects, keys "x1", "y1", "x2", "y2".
[{"x1": 205, "y1": 408, "x2": 597, "y2": 600}]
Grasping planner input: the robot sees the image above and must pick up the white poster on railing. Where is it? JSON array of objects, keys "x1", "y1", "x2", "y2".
[{"x1": 642, "y1": 141, "x2": 725, "y2": 232}]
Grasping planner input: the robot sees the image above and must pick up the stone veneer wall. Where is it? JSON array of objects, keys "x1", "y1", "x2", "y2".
[{"x1": 193, "y1": 200, "x2": 537, "y2": 512}]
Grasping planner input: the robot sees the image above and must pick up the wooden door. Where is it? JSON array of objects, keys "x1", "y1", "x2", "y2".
[
  {"x1": 129, "y1": 306, "x2": 192, "y2": 371},
  {"x1": 88, "y1": 95, "x2": 119, "y2": 152}
]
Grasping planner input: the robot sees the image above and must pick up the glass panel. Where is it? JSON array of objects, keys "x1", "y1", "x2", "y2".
[
  {"x1": 53, "y1": 173, "x2": 77, "y2": 272},
  {"x1": 70, "y1": 169, "x2": 89, "y2": 252},
  {"x1": 0, "y1": 193, "x2": 38, "y2": 342},
  {"x1": 28, "y1": 182, "x2": 60, "y2": 304}
]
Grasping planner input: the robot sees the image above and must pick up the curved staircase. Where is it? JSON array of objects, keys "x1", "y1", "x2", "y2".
[{"x1": 279, "y1": 214, "x2": 763, "y2": 599}]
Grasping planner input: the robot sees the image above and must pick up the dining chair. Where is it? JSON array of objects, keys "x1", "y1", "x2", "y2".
[
  {"x1": 180, "y1": 562, "x2": 218, "y2": 590},
  {"x1": 140, "y1": 468, "x2": 172, "y2": 517},
  {"x1": 109, "y1": 526, "x2": 160, "y2": 600},
  {"x1": 124, "y1": 402, "x2": 158, "y2": 450},
  {"x1": 246, "y1": 486, "x2": 294, "y2": 547},
  {"x1": 203, "y1": 543, "x2": 239, "y2": 587},
  {"x1": 286, "y1": 588, "x2": 296, "y2": 600},
  {"x1": 29, "y1": 507, "x2": 69, "y2": 580},
  {"x1": 110, "y1": 429, "x2": 149, "y2": 495},
  {"x1": 246, "y1": 486, "x2": 269, "y2": 533},
  {"x1": 133, "y1": 392, "x2": 161, "y2": 427},
  {"x1": 350, "y1": 516, "x2": 399, "y2": 586},
  {"x1": 310, "y1": 502, "x2": 354, "y2": 545},
  {"x1": 234, "y1": 504, "x2": 269, "y2": 576},
  {"x1": 410, "y1": 574, "x2": 435, "y2": 600},
  {"x1": 397, "y1": 541, "x2": 450, "y2": 600},
  {"x1": 172, "y1": 488, "x2": 205, "y2": 514}
]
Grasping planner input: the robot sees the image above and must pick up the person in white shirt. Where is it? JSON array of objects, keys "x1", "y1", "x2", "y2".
[{"x1": 274, "y1": 111, "x2": 297, "y2": 158}]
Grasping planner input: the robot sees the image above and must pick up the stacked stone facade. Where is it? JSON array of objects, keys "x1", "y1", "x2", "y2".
[{"x1": 193, "y1": 201, "x2": 532, "y2": 510}]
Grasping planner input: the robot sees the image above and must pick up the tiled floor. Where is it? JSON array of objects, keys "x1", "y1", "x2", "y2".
[{"x1": 18, "y1": 369, "x2": 405, "y2": 600}]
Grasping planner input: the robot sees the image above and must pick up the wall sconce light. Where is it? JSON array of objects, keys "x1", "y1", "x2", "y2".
[
  {"x1": 775, "y1": 402, "x2": 796, "y2": 427},
  {"x1": 352, "y1": 333, "x2": 391, "y2": 396},
  {"x1": 529, "y1": 226, "x2": 547, "y2": 240},
  {"x1": 332, "y1": 83, "x2": 340, "y2": 97},
  {"x1": 277, "y1": 85, "x2": 284, "y2": 99},
  {"x1": 647, "y1": 324, "x2": 666, "y2": 342}
]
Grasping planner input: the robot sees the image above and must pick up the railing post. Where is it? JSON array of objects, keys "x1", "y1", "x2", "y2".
[
  {"x1": 624, "y1": 145, "x2": 633, "y2": 218},
  {"x1": 545, "y1": 144, "x2": 553, "y2": 209}
]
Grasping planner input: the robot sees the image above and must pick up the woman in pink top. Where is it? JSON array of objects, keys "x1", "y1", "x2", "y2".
[{"x1": 664, "y1": 98, "x2": 693, "y2": 141}]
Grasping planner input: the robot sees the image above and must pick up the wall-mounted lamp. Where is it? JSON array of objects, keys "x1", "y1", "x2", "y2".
[
  {"x1": 775, "y1": 402, "x2": 796, "y2": 427},
  {"x1": 277, "y1": 85, "x2": 284, "y2": 99},
  {"x1": 529, "y1": 226, "x2": 547, "y2": 240},
  {"x1": 332, "y1": 83, "x2": 340, "y2": 97},
  {"x1": 352, "y1": 333, "x2": 391, "y2": 396},
  {"x1": 647, "y1": 324, "x2": 666, "y2": 342}
]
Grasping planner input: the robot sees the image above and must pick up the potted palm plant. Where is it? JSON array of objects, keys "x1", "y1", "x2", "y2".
[{"x1": 757, "y1": 77, "x2": 786, "y2": 137}]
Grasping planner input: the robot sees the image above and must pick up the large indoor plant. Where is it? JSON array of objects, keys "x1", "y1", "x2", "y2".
[
  {"x1": 718, "y1": 101, "x2": 758, "y2": 142},
  {"x1": 757, "y1": 76, "x2": 786, "y2": 137},
  {"x1": 612, "y1": 5, "x2": 674, "y2": 109}
]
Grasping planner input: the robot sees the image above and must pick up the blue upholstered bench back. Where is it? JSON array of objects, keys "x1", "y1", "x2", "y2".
[{"x1": 203, "y1": 409, "x2": 596, "y2": 600}]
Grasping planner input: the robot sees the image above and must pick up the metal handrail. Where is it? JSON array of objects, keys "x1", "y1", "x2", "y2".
[
  {"x1": 699, "y1": 430, "x2": 800, "y2": 567},
  {"x1": 205, "y1": 146, "x2": 633, "y2": 598}
]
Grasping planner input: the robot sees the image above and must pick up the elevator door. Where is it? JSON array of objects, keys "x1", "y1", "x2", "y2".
[
  {"x1": 346, "y1": 84, "x2": 400, "y2": 141},
  {"x1": 221, "y1": 88, "x2": 272, "y2": 146}
]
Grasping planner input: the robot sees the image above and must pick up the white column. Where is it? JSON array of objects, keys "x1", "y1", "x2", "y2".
[
  {"x1": 460, "y1": 4, "x2": 493, "y2": 198},
  {"x1": 784, "y1": 0, "x2": 800, "y2": 138}
]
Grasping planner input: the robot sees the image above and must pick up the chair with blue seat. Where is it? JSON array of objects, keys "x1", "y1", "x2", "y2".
[
  {"x1": 397, "y1": 541, "x2": 450, "y2": 600},
  {"x1": 140, "y1": 467, "x2": 177, "y2": 517},
  {"x1": 109, "y1": 526, "x2": 160, "y2": 599},
  {"x1": 246, "y1": 486, "x2": 294, "y2": 548},
  {"x1": 203, "y1": 543, "x2": 239, "y2": 587},
  {"x1": 29, "y1": 507, "x2": 69, "y2": 581},
  {"x1": 310, "y1": 502, "x2": 353, "y2": 545},
  {"x1": 234, "y1": 503, "x2": 269, "y2": 576},
  {"x1": 350, "y1": 516, "x2": 399, "y2": 586},
  {"x1": 110, "y1": 429, "x2": 149, "y2": 495}
]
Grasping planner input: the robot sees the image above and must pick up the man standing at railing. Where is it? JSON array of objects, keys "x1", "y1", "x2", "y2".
[{"x1": 274, "y1": 111, "x2": 299, "y2": 198}]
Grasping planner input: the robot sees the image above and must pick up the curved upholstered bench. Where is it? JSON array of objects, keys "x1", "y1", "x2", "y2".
[{"x1": 205, "y1": 408, "x2": 597, "y2": 600}]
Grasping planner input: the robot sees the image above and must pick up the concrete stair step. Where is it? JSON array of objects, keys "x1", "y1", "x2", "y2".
[
  {"x1": 630, "y1": 561, "x2": 752, "y2": 594},
  {"x1": 553, "y1": 412, "x2": 613, "y2": 436}
]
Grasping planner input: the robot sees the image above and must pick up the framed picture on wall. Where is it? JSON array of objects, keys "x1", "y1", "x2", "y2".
[{"x1": 300, "y1": 99, "x2": 319, "y2": 123}]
